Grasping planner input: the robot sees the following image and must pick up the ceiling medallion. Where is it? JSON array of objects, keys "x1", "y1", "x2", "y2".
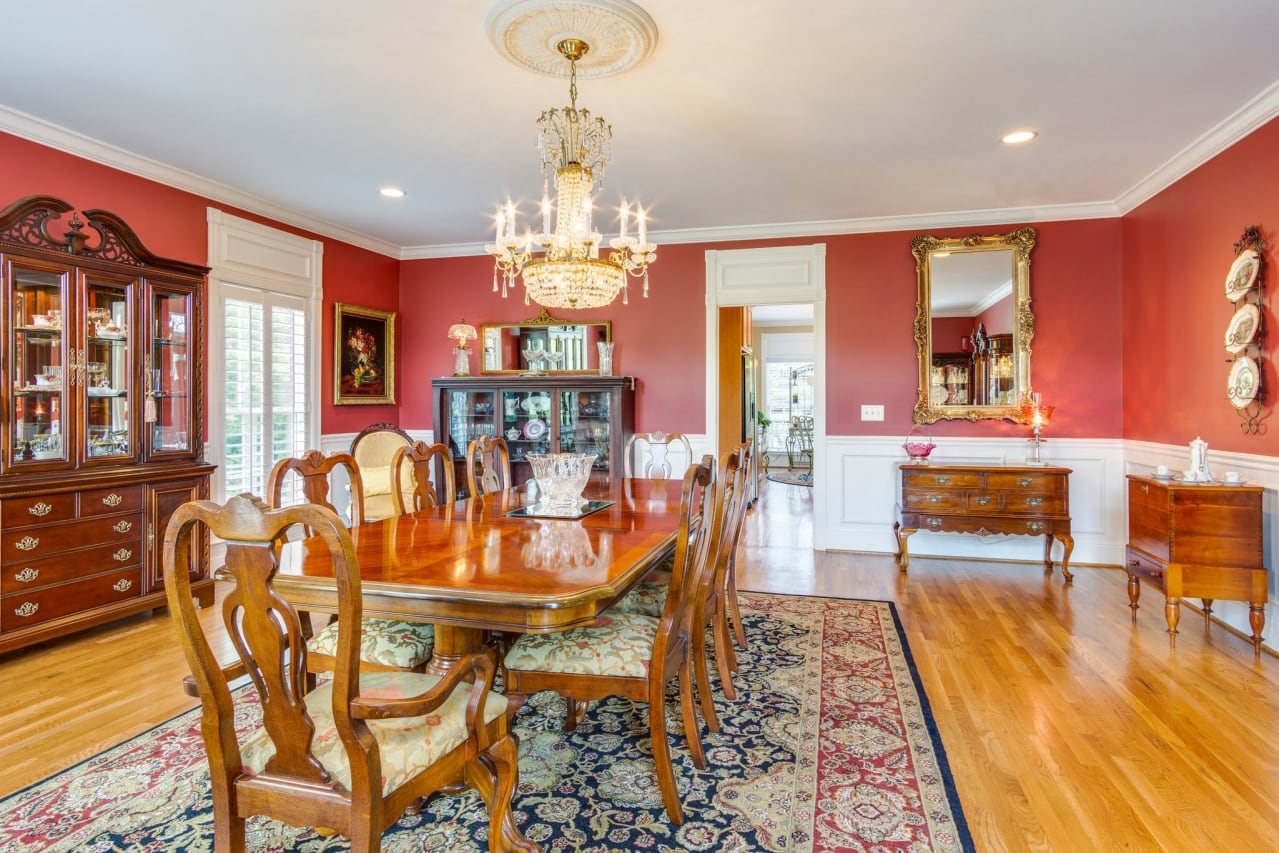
[{"x1": 485, "y1": 0, "x2": 658, "y2": 79}]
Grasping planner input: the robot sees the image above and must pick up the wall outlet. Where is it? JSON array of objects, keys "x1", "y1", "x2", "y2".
[{"x1": 861, "y1": 404, "x2": 885, "y2": 421}]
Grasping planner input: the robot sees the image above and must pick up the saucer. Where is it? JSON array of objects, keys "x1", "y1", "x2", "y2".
[
  {"x1": 1219, "y1": 479, "x2": 1248, "y2": 486},
  {"x1": 1151, "y1": 473, "x2": 1174, "y2": 481}
]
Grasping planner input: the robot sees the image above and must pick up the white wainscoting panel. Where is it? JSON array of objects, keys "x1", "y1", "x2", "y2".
[{"x1": 821, "y1": 436, "x2": 1127, "y2": 567}]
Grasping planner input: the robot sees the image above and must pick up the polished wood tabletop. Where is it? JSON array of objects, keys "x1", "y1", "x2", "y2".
[{"x1": 273, "y1": 478, "x2": 684, "y2": 673}]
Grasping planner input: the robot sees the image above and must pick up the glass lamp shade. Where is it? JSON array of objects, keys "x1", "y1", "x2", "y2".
[{"x1": 447, "y1": 323, "x2": 477, "y2": 346}]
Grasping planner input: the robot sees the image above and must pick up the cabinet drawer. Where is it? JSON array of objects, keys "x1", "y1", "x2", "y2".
[
  {"x1": 986, "y1": 472, "x2": 1065, "y2": 492},
  {"x1": 903, "y1": 471, "x2": 981, "y2": 490},
  {"x1": 80, "y1": 485, "x2": 144, "y2": 517},
  {"x1": 2, "y1": 514, "x2": 143, "y2": 564},
  {"x1": 904, "y1": 492, "x2": 965, "y2": 512},
  {"x1": 2, "y1": 567, "x2": 143, "y2": 632},
  {"x1": 2, "y1": 536, "x2": 144, "y2": 594},
  {"x1": 965, "y1": 493, "x2": 1005, "y2": 512},
  {"x1": 1006, "y1": 493, "x2": 1065, "y2": 514},
  {"x1": 1125, "y1": 548, "x2": 1168, "y2": 594},
  {"x1": 2, "y1": 494, "x2": 76, "y2": 527}
]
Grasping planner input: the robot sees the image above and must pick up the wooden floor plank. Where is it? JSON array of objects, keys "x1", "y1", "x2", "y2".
[{"x1": 1, "y1": 476, "x2": 1277, "y2": 851}]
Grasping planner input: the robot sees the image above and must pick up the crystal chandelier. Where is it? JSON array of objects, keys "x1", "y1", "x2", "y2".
[{"x1": 486, "y1": 38, "x2": 656, "y2": 310}]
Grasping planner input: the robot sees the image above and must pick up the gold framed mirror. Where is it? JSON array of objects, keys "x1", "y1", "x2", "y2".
[
  {"x1": 911, "y1": 228, "x2": 1036, "y2": 423},
  {"x1": 480, "y1": 309, "x2": 612, "y2": 374}
]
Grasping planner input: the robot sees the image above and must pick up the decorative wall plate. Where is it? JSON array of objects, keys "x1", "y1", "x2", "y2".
[
  {"x1": 1225, "y1": 249, "x2": 1260, "y2": 301},
  {"x1": 1227, "y1": 356, "x2": 1259, "y2": 408},
  {"x1": 1224, "y1": 302, "x2": 1260, "y2": 354},
  {"x1": 522, "y1": 418, "x2": 547, "y2": 440}
]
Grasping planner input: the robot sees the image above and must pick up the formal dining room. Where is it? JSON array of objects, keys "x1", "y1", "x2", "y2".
[{"x1": 1, "y1": 2, "x2": 1279, "y2": 851}]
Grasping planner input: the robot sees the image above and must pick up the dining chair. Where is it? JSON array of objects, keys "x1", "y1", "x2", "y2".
[
  {"x1": 162, "y1": 494, "x2": 535, "y2": 853},
  {"x1": 624, "y1": 430, "x2": 694, "y2": 479},
  {"x1": 501, "y1": 455, "x2": 718, "y2": 825},
  {"x1": 390, "y1": 441, "x2": 456, "y2": 515},
  {"x1": 268, "y1": 450, "x2": 435, "y2": 675},
  {"x1": 351, "y1": 422, "x2": 414, "y2": 522},
  {"x1": 466, "y1": 434, "x2": 512, "y2": 499}
]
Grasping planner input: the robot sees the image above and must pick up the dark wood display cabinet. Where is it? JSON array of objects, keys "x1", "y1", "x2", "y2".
[
  {"x1": 432, "y1": 375, "x2": 635, "y2": 498},
  {"x1": 0, "y1": 195, "x2": 213, "y2": 655}
]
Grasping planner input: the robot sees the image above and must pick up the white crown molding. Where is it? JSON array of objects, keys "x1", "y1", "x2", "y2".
[
  {"x1": 1116, "y1": 78, "x2": 1279, "y2": 214},
  {"x1": 0, "y1": 104, "x2": 402, "y2": 259}
]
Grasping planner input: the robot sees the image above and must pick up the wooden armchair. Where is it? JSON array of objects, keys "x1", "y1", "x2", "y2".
[
  {"x1": 390, "y1": 441, "x2": 455, "y2": 515},
  {"x1": 501, "y1": 456, "x2": 718, "y2": 825},
  {"x1": 162, "y1": 495, "x2": 536, "y2": 853},
  {"x1": 351, "y1": 423, "x2": 415, "y2": 522},
  {"x1": 624, "y1": 430, "x2": 694, "y2": 479},
  {"x1": 268, "y1": 450, "x2": 434, "y2": 675},
  {"x1": 466, "y1": 435, "x2": 512, "y2": 499}
]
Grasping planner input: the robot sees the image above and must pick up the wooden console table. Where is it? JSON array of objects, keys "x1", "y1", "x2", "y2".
[
  {"x1": 893, "y1": 463, "x2": 1074, "y2": 580},
  {"x1": 1125, "y1": 474, "x2": 1267, "y2": 653}
]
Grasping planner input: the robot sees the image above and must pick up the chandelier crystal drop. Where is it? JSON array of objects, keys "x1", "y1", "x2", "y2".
[{"x1": 486, "y1": 38, "x2": 656, "y2": 310}]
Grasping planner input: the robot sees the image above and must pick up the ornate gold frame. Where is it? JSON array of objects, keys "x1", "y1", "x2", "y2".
[
  {"x1": 479, "y1": 308, "x2": 612, "y2": 374},
  {"x1": 911, "y1": 228, "x2": 1036, "y2": 423}
]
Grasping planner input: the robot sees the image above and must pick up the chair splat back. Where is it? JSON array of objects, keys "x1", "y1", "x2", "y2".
[
  {"x1": 466, "y1": 435, "x2": 511, "y2": 499},
  {"x1": 391, "y1": 441, "x2": 455, "y2": 515},
  {"x1": 624, "y1": 431, "x2": 694, "y2": 479},
  {"x1": 268, "y1": 449, "x2": 365, "y2": 528}
]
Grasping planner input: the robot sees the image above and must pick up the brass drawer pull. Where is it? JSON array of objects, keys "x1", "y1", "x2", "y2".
[
  {"x1": 1017, "y1": 478, "x2": 1033, "y2": 487},
  {"x1": 1027, "y1": 521, "x2": 1045, "y2": 532},
  {"x1": 927, "y1": 495, "x2": 943, "y2": 504},
  {"x1": 112, "y1": 548, "x2": 133, "y2": 562},
  {"x1": 926, "y1": 517, "x2": 944, "y2": 530},
  {"x1": 14, "y1": 602, "x2": 38, "y2": 618},
  {"x1": 974, "y1": 496, "x2": 992, "y2": 506},
  {"x1": 15, "y1": 536, "x2": 39, "y2": 551},
  {"x1": 27, "y1": 502, "x2": 53, "y2": 517},
  {"x1": 102, "y1": 493, "x2": 124, "y2": 507},
  {"x1": 1141, "y1": 484, "x2": 1149, "y2": 494},
  {"x1": 15, "y1": 568, "x2": 39, "y2": 583},
  {"x1": 1129, "y1": 559, "x2": 1140, "y2": 567},
  {"x1": 1026, "y1": 497, "x2": 1044, "y2": 507},
  {"x1": 113, "y1": 578, "x2": 133, "y2": 593},
  {"x1": 113, "y1": 520, "x2": 133, "y2": 534},
  {"x1": 935, "y1": 476, "x2": 951, "y2": 485}
]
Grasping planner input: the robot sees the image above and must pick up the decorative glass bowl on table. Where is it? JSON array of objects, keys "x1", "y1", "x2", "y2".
[
  {"x1": 903, "y1": 425, "x2": 936, "y2": 464},
  {"x1": 525, "y1": 452, "x2": 597, "y2": 509}
]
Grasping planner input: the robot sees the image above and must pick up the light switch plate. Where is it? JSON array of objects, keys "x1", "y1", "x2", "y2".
[{"x1": 861, "y1": 404, "x2": 885, "y2": 421}]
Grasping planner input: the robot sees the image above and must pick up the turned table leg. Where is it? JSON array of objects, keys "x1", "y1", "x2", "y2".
[
  {"x1": 1165, "y1": 597, "x2": 1181, "y2": 646},
  {"x1": 1249, "y1": 604, "x2": 1266, "y2": 655},
  {"x1": 893, "y1": 522, "x2": 916, "y2": 571},
  {"x1": 1126, "y1": 572, "x2": 1141, "y2": 621}
]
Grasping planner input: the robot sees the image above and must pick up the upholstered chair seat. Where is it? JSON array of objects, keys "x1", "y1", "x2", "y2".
[
  {"x1": 504, "y1": 612, "x2": 660, "y2": 678},
  {"x1": 610, "y1": 571, "x2": 671, "y2": 619},
  {"x1": 308, "y1": 619, "x2": 435, "y2": 671}
]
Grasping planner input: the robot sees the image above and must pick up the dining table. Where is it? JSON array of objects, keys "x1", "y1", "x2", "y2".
[{"x1": 273, "y1": 477, "x2": 684, "y2": 675}]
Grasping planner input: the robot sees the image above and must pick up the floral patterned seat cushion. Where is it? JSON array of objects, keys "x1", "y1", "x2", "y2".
[
  {"x1": 240, "y1": 671, "x2": 507, "y2": 796},
  {"x1": 308, "y1": 618, "x2": 434, "y2": 669},
  {"x1": 610, "y1": 571, "x2": 671, "y2": 618},
  {"x1": 504, "y1": 611, "x2": 660, "y2": 678}
]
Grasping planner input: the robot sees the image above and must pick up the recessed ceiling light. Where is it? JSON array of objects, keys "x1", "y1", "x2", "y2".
[
  {"x1": 1001, "y1": 130, "x2": 1037, "y2": 145},
  {"x1": 379, "y1": 186, "x2": 406, "y2": 199}
]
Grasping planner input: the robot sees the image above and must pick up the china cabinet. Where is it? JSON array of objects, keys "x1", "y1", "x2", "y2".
[
  {"x1": 432, "y1": 375, "x2": 634, "y2": 498},
  {"x1": 0, "y1": 195, "x2": 212, "y2": 654}
]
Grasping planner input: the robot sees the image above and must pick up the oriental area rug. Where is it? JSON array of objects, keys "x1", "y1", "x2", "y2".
[
  {"x1": 0, "y1": 593, "x2": 972, "y2": 852},
  {"x1": 767, "y1": 469, "x2": 814, "y2": 487}
]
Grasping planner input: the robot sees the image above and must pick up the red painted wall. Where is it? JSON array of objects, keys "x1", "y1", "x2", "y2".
[
  {"x1": 1122, "y1": 115, "x2": 1279, "y2": 454},
  {"x1": 0, "y1": 131, "x2": 401, "y2": 435},
  {"x1": 401, "y1": 219, "x2": 1125, "y2": 440}
]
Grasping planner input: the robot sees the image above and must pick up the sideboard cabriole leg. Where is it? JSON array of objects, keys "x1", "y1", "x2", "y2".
[
  {"x1": 1042, "y1": 534, "x2": 1054, "y2": 574},
  {"x1": 1165, "y1": 597, "x2": 1181, "y2": 645},
  {"x1": 1200, "y1": 598, "x2": 1214, "y2": 623},
  {"x1": 1249, "y1": 604, "x2": 1265, "y2": 655},
  {"x1": 1126, "y1": 572, "x2": 1141, "y2": 621},
  {"x1": 893, "y1": 522, "x2": 915, "y2": 571},
  {"x1": 1057, "y1": 533, "x2": 1074, "y2": 582}
]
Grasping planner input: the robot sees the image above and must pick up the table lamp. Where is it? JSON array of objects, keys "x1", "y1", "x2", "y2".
[
  {"x1": 447, "y1": 321, "x2": 477, "y2": 376},
  {"x1": 1019, "y1": 391, "x2": 1054, "y2": 465}
]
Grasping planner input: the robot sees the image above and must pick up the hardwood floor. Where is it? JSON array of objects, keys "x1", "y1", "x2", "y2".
[{"x1": 3, "y1": 475, "x2": 1278, "y2": 851}]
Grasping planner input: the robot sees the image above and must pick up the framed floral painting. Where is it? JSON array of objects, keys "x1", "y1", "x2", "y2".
[{"x1": 334, "y1": 303, "x2": 395, "y2": 405}]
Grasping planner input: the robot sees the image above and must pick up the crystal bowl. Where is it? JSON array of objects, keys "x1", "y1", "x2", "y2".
[
  {"x1": 526, "y1": 452, "x2": 597, "y2": 508},
  {"x1": 903, "y1": 441, "x2": 936, "y2": 463}
]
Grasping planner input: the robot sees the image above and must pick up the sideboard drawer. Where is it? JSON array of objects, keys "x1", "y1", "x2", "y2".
[
  {"x1": 904, "y1": 491, "x2": 965, "y2": 512},
  {"x1": 1, "y1": 494, "x2": 77, "y2": 527},
  {"x1": 2, "y1": 567, "x2": 144, "y2": 631},
  {"x1": 966, "y1": 493, "x2": 1005, "y2": 512},
  {"x1": 2, "y1": 514, "x2": 144, "y2": 564},
  {"x1": 986, "y1": 472, "x2": 1066, "y2": 492},
  {"x1": 1006, "y1": 493, "x2": 1065, "y2": 514},
  {"x1": 903, "y1": 470, "x2": 981, "y2": 490},
  {"x1": 1125, "y1": 547, "x2": 1168, "y2": 594},
  {"x1": 79, "y1": 485, "x2": 144, "y2": 518},
  {"x1": 2, "y1": 537, "x2": 144, "y2": 594}
]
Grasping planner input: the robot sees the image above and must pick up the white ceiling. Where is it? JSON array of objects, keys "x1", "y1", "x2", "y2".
[{"x1": 3, "y1": 1, "x2": 1279, "y2": 259}]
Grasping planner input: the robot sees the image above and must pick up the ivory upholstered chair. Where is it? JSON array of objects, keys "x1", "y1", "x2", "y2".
[
  {"x1": 390, "y1": 441, "x2": 455, "y2": 515},
  {"x1": 624, "y1": 430, "x2": 694, "y2": 479},
  {"x1": 351, "y1": 423, "x2": 415, "y2": 522},
  {"x1": 466, "y1": 435, "x2": 512, "y2": 499},
  {"x1": 268, "y1": 450, "x2": 434, "y2": 674},
  {"x1": 501, "y1": 456, "x2": 718, "y2": 825},
  {"x1": 162, "y1": 495, "x2": 536, "y2": 853}
]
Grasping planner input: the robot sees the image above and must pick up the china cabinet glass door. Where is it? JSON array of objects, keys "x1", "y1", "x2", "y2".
[
  {"x1": 446, "y1": 388, "x2": 497, "y2": 460},
  {"x1": 148, "y1": 287, "x2": 193, "y2": 455},
  {"x1": 82, "y1": 274, "x2": 136, "y2": 462},
  {"x1": 7, "y1": 260, "x2": 69, "y2": 467},
  {"x1": 558, "y1": 388, "x2": 613, "y2": 474},
  {"x1": 502, "y1": 388, "x2": 552, "y2": 462}
]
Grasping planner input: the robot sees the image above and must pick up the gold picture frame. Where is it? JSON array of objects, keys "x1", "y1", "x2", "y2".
[{"x1": 334, "y1": 302, "x2": 395, "y2": 405}]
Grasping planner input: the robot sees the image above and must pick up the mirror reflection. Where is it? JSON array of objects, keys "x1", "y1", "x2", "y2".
[
  {"x1": 480, "y1": 309, "x2": 611, "y2": 374},
  {"x1": 911, "y1": 228, "x2": 1036, "y2": 422}
]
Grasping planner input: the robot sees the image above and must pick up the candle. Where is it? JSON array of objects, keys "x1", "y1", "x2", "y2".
[
  {"x1": 541, "y1": 186, "x2": 551, "y2": 234},
  {"x1": 619, "y1": 198, "x2": 629, "y2": 239},
  {"x1": 495, "y1": 208, "x2": 505, "y2": 244},
  {"x1": 524, "y1": 229, "x2": 533, "y2": 253},
  {"x1": 505, "y1": 200, "x2": 516, "y2": 240},
  {"x1": 637, "y1": 205, "x2": 647, "y2": 245}
]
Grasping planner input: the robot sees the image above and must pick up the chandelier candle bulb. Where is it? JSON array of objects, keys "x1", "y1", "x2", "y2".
[{"x1": 638, "y1": 206, "x2": 646, "y2": 246}]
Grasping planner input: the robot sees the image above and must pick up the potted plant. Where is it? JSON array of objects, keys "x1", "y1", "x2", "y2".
[{"x1": 755, "y1": 412, "x2": 772, "y2": 469}]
